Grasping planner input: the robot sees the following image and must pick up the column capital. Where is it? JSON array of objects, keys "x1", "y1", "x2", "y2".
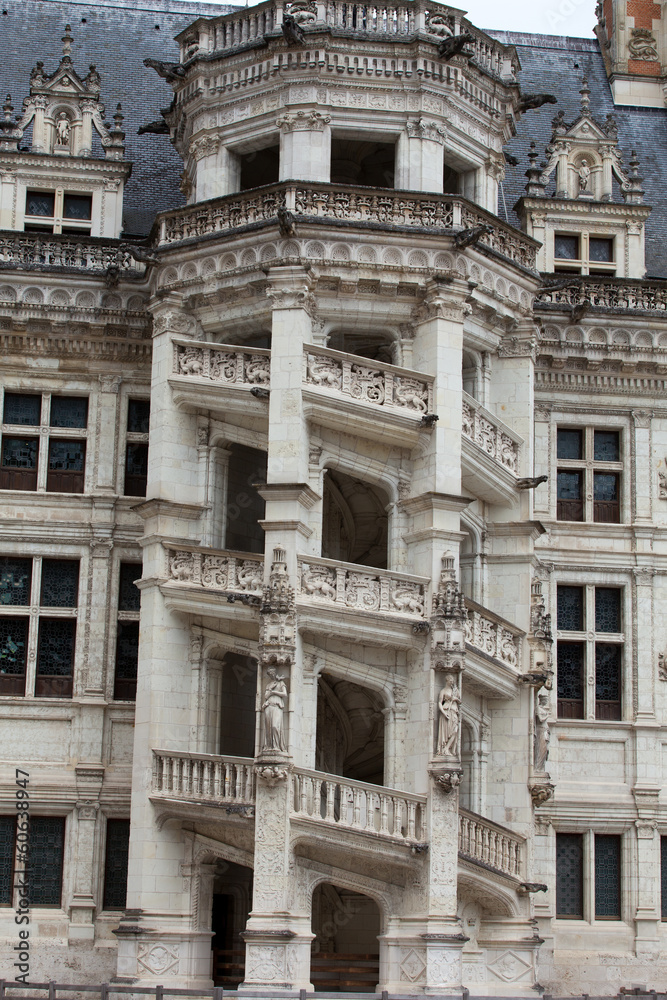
[{"x1": 265, "y1": 265, "x2": 315, "y2": 311}]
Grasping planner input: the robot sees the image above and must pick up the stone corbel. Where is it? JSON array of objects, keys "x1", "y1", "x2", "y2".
[
  {"x1": 429, "y1": 765, "x2": 464, "y2": 793},
  {"x1": 406, "y1": 117, "x2": 448, "y2": 144},
  {"x1": 276, "y1": 110, "x2": 331, "y2": 132},
  {"x1": 529, "y1": 779, "x2": 554, "y2": 806}
]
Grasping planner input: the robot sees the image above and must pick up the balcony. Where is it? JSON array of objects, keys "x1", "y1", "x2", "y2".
[
  {"x1": 463, "y1": 598, "x2": 523, "y2": 695},
  {"x1": 151, "y1": 750, "x2": 256, "y2": 820},
  {"x1": 461, "y1": 392, "x2": 522, "y2": 504},
  {"x1": 0, "y1": 230, "x2": 146, "y2": 276},
  {"x1": 169, "y1": 339, "x2": 271, "y2": 418},
  {"x1": 157, "y1": 184, "x2": 537, "y2": 270},
  {"x1": 162, "y1": 546, "x2": 264, "y2": 618},
  {"x1": 303, "y1": 345, "x2": 434, "y2": 446},
  {"x1": 458, "y1": 807, "x2": 524, "y2": 880}
]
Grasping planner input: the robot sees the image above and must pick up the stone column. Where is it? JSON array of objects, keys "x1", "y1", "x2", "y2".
[
  {"x1": 68, "y1": 765, "x2": 104, "y2": 942},
  {"x1": 80, "y1": 99, "x2": 95, "y2": 157},
  {"x1": 396, "y1": 120, "x2": 446, "y2": 193},
  {"x1": 84, "y1": 535, "x2": 114, "y2": 696},
  {"x1": 278, "y1": 112, "x2": 331, "y2": 183},
  {"x1": 190, "y1": 135, "x2": 222, "y2": 202},
  {"x1": 96, "y1": 375, "x2": 121, "y2": 491}
]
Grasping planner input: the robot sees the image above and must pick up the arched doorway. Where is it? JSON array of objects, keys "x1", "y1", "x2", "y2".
[
  {"x1": 316, "y1": 674, "x2": 385, "y2": 785},
  {"x1": 219, "y1": 653, "x2": 257, "y2": 758},
  {"x1": 311, "y1": 883, "x2": 381, "y2": 992},
  {"x1": 321, "y1": 468, "x2": 389, "y2": 570},
  {"x1": 211, "y1": 861, "x2": 253, "y2": 988}
]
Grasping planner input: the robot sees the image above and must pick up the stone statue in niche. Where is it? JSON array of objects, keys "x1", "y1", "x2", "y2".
[
  {"x1": 577, "y1": 159, "x2": 590, "y2": 194},
  {"x1": 262, "y1": 667, "x2": 288, "y2": 752},
  {"x1": 436, "y1": 674, "x2": 460, "y2": 757},
  {"x1": 534, "y1": 690, "x2": 550, "y2": 772},
  {"x1": 56, "y1": 113, "x2": 71, "y2": 145}
]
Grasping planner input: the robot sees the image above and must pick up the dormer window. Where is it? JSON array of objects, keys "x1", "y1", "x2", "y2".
[
  {"x1": 554, "y1": 233, "x2": 615, "y2": 276},
  {"x1": 25, "y1": 189, "x2": 92, "y2": 235}
]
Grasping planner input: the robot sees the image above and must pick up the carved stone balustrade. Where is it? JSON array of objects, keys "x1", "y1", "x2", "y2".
[
  {"x1": 459, "y1": 807, "x2": 524, "y2": 879},
  {"x1": 179, "y1": 0, "x2": 519, "y2": 84},
  {"x1": 535, "y1": 275, "x2": 667, "y2": 315},
  {"x1": 462, "y1": 392, "x2": 520, "y2": 474},
  {"x1": 165, "y1": 546, "x2": 264, "y2": 603},
  {"x1": 298, "y1": 556, "x2": 428, "y2": 620},
  {"x1": 464, "y1": 598, "x2": 522, "y2": 671},
  {"x1": 304, "y1": 345, "x2": 434, "y2": 417},
  {"x1": 292, "y1": 767, "x2": 427, "y2": 844},
  {"x1": 0, "y1": 230, "x2": 145, "y2": 275},
  {"x1": 157, "y1": 184, "x2": 537, "y2": 268},
  {"x1": 152, "y1": 750, "x2": 256, "y2": 812},
  {"x1": 173, "y1": 339, "x2": 270, "y2": 389}
]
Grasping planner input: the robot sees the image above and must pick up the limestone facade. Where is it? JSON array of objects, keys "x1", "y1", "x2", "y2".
[{"x1": 0, "y1": 1, "x2": 666, "y2": 996}]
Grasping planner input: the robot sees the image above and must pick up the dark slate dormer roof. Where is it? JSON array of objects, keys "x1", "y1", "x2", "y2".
[
  {"x1": 0, "y1": 0, "x2": 235, "y2": 235},
  {"x1": 491, "y1": 30, "x2": 667, "y2": 278}
]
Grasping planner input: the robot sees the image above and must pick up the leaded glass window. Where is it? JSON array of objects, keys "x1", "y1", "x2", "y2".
[
  {"x1": 595, "y1": 589, "x2": 621, "y2": 633},
  {"x1": 595, "y1": 644, "x2": 621, "y2": 720},
  {"x1": 557, "y1": 428, "x2": 583, "y2": 461},
  {"x1": 124, "y1": 443, "x2": 148, "y2": 497},
  {"x1": 594, "y1": 430, "x2": 620, "y2": 462},
  {"x1": 557, "y1": 586, "x2": 583, "y2": 631},
  {"x1": 0, "y1": 816, "x2": 15, "y2": 905},
  {"x1": 556, "y1": 425, "x2": 622, "y2": 523},
  {"x1": 37, "y1": 619, "x2": 75, "y2": 676},
  {"x1": 25, "y1": 191, "x2": 55, "y2": 217},
  {"x1": 556, "y1": 833, "x2": 583, "y2": 918},
  {"x1": 63, "y1": 194, "x2": 92, "y2": 221},
  {"x1": 589, "y1": 237, "x2": 614, "y2": 263},
  {"x1": 555, "y1": 235, "x2": 579, "y2": 261},
  {"x1": 557, "y1": 643, "x2": 584, "y2": 718},
  {"x1": 0, "y1": 617, "x2": 28, "y2": 675},
  {"x1": 114, "y1": 622, "x2": 139, "y2": 701},
  {"x1": 50, "y1": 396, "x2": 88, "y2": 429},
  {"x1": 3, "y1": 393, "x2": 41, "y2": 426},
  {"x1": 41, "y1": 560, "x2": 79, "y2": 608},
  {"x1": 127, "y1": 399, "x2": 150, "y2": 434},
  {"x1": 103, "y1": 819, "x2": 130, "y2": 909},
  {"x1": 118, "y1": 564, "x2": 141, "y2": 612},
  {"x1": 2, "y1": 437, "x2": 37, "y2": 469},
  {"x1": 594, "y1": 834, "x2": 621, "y2": 919},
  {"x1": 0, "y1": 558, "x2": 31, "y2": 606},
  {"x1": 27, "y1": 817, "x2": 65, "y2": 906},
  {"x1": 48, "y1": 439, "x2": 85, "y2": 472}
]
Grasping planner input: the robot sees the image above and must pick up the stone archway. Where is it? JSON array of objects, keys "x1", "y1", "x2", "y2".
[{"x1": 311, "y1": 883, "x2": 382, "y2": 993}]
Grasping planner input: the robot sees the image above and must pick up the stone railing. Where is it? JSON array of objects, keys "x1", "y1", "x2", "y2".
[
  {"x1": 462, "y1": 392, "x2": 520, "y2": 474},
  {"x1": 535, "y1": 276, "x2": 667, "y2": 315},
  {"x1": 459, "y1": 807, "x2": 524, "y2": 879},
  {"x1": 464, "y1": 598, "x2": 522, "y2": 670},
  {"x1": 165, "y1": 546, "x2": 264, "y2": 600},
  {"x1": 173, "y1": 339, "x2": 270, "y2": 388},
  {"x1": 298, "y1": 556, "x2": 428, "y2": 619},
  {"x1": 157, "y1": 184, "x2": 537, "y2": 268},
  {"x1": 152, "y1": 750, "x2": 256, "y2": 809},
  {"x1": 292, "y1": 767, "x2": 427, "y2": 843},
  {"x1": 0, "y1": 230, "x2": 145, "y2": 275},
  {"x1": 304, "y1": 345, "x2": 433, "y2": 415},
  {"x1": 183, "y1": 1, "x2": 518, "y2": 82}
]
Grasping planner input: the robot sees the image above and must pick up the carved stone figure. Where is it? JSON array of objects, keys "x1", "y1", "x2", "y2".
[
  {"x1": 628, "y1": 27, "x2": 658, "y2": 61},
  {"x1": 436, "y1": 675, "x2": 461, "y2": 757},
  {"x1": 262, "y1": 667, "x2": 288, "y2": 752},
  {"x1": 577, "y1": 158, "x2": 590, "y2": 193},
  {"x1": 534, "y1": 691, "x2": 550, "y2": 772},
  {"x1": 56, "y1": 113, "x2": 71, "y2": 144}
]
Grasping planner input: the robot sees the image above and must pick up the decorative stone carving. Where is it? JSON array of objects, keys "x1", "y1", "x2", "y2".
[
  {"x1": 434, "y1": 769, "x2": 463, "y2": 793},
  {"x1": 189, "y1": 134, "x2": 221, "y2": 159},
  {"x1": 299, "y1": 558, "x2": 426, "y2": 619},
  {"x1": 659, "y1": 653, "x2": 667, "y2": 682},
  {"x1": 137, "y1": 943, "x2": 180, "y2": 976},
  {"x1": 462, "y1": 396, "x2": 519, "y2": 472},
  {"x1": 261, "y1": 667, "x2": 288, "y2": 752},
  {"x1": 276, "y1": 110, "x2": 331, "y2": 131},
  {"x1": 256, "y1": 764, "x2": 289, "y2": 786},
  {"x1": 436, "y1": 674, "x2": 461, "y2": 757},
  {"x1": 530, "y1": 781, "x2": 554, "y2": 806},
  {"x1": 628, "y1": 28, "x2": 658, "y2": 61},
  {"x1": 534, "y1": 691, "x2": 550, "y2": 772},
  {"x1": 406, "y1": 118, "x2": 447, "y2": 144}
]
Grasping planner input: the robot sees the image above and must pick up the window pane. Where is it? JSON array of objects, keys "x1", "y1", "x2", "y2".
[
  {"x1": 557, "y1": 470, "x2": 582, "y2": 498},
  {"x1": 595, "y1": 834, "x2": 621, "y2": 919},
  {"x1": 555, "y1": 235, "x2": 579, "y2": 260},
  {"x1": 557, "y1": 471, "x2": 583, "y2": 521},
  {"x1": 0, "y1": 558, "x2": 32, "y2": 606},
  {"x1": 596, "y1": 588, "x2": 621, "y2": 633},
  {"x1": 37, "y1": 619, "x2": 75, "y2": 677},
  {"x1": 593, "y1": 473, "x2": 620, "y2": 523},
  {"x1": 27, "y1": 817, "x2": 65, "y2": 906},
  {"x1": 557, "y1": 585, "x2": 584, "y2": 631},
  {"x1": 0, "y1": 816, "x2": 15, "y2": 905},
  {"x1": 589, "y1": 237, "x2": 614, "y2": 263},
  {"x1": 661, "y1": 837, "x2": 667, "y2": 920},
  {"x1": 556, "y1": 833, "x2": 583, "y2": 918},
  {"x1": 557, "y1": 428, "x2": 583, "y2": 461},
  {"x1": 103, "y1": 819, "x2": 130, "y2": 909},
  {"x1": 50, "y1": 396, "x2": 88, "y2": 429},
  {"x1": 41, "y1": 560, "x2": 79, "y2": 607},
  {"x1": 25, "y1": 191, "x2": 55, "y2": 217},
  {"x1": 114, "y1": 621, "x2": 139, "y2": 701},
  {"x1": 594, "y1": 430, "x2": 619, "y2": 462},
  {"x1": 63, "y1": 194, "x2": 92, "y2": 220},
  {"x1": 124, "y1": 443, "x2": 148, "y2": 497},
  {"x1": 127, "y1": 399, "x2": 150, "y2": 434},
  {"x1": 595, "y1": 643, "x2": 621, "y2": 720},
  {"x1": 3, "y1": 393, "x2": 41, "y2": 426},
  {"x1": 2, "y1": 437, "x2": 37, "y2": 469},
  {"x1": 0, "y1": 617, "x2": 28, "y2": 675},
  {"x1": 557, "y1": 642, "x2": 584, "y2": 718},
  {"x1": 118, "y1": 563, "x2": 141, "y2": 612},
  {"x1": 48, "y1": 440, "x2": 85, "y2": 472}
]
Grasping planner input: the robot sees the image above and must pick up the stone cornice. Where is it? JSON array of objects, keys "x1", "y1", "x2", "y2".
[{"x1": 0, "y1": 150, "x2": 131, "y2": 179}]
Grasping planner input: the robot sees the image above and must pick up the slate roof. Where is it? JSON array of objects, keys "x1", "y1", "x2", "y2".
[
  {"x1": 3, "y1": 6, "x2": 666, "y2": 275},
  {"x1": 0, "y1": 0, "x2": 234, "y2": 235},
  {"x1": 491, "y1": 30, "x2": 667, "y2": 278}
]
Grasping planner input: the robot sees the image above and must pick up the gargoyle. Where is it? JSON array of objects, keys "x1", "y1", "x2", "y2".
[
  {"x1": 137, "y1": 119, "x2": 170, "y2": 135},
  {"x1": 454, "y1": 224, "x2": 493, "y2": 249},
  {"x1": 571, "y1": 300, "x2": 590, "y2": 323},
  {"x1": 281, "y1": 14, "x2": 305, "y2": 45},
  {"x1": 143, "y1": 57, "x2": 186, "y2": 82},
  {"x1": 277, "y1": 206, "x2": 296, "y2": 237},
  {"x1": 504, "y1": 153, "x2": 519, "y2": 166},
  {"x1": 519, "y1": 93, "x2": 558, "y2": 112},
  {"x1": 121, "y1": 244, "x2": 160, "y2": 266},
  {"x1": 516, "y1": 475, "x2": 548, "y2": 490},
  {"x1": 438, "y1": 32, "x2": 475, "y2": 60}
]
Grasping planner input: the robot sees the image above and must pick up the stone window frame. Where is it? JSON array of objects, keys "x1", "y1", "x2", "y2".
[
  {"x1": 554, "y1": 421, "x2": 625, "y2": 525},
  {"x1": 0, "y1": 554, "x2": 81, "y2": 700},
  {"x1": 552, "y1": 574, "x2": 630, "y2": 723},
  {"x1": 120, "y1": 395, "x2": 150, "y2": 498},
  {"x1": 555, "y1": 829, "x2": 626, "y2": 923},
  {"x1": 0, "y1": 389, "x2": 89, "y2": 495},
  {"x1": 101, "y1": 816, "x2": 130, "y2": 911},
  {"x1": 553, "y1": 229, "x2": 617, "y2": 276},
  {"x1": 23, "y1": 186, "x2": 93, "y2": 236},
  {"x1": 111, "y1": 559, "x2": 142, "y2": 702},
  {"x1": 0, "y1": 814, "x2": 68, "y2": 910}
]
